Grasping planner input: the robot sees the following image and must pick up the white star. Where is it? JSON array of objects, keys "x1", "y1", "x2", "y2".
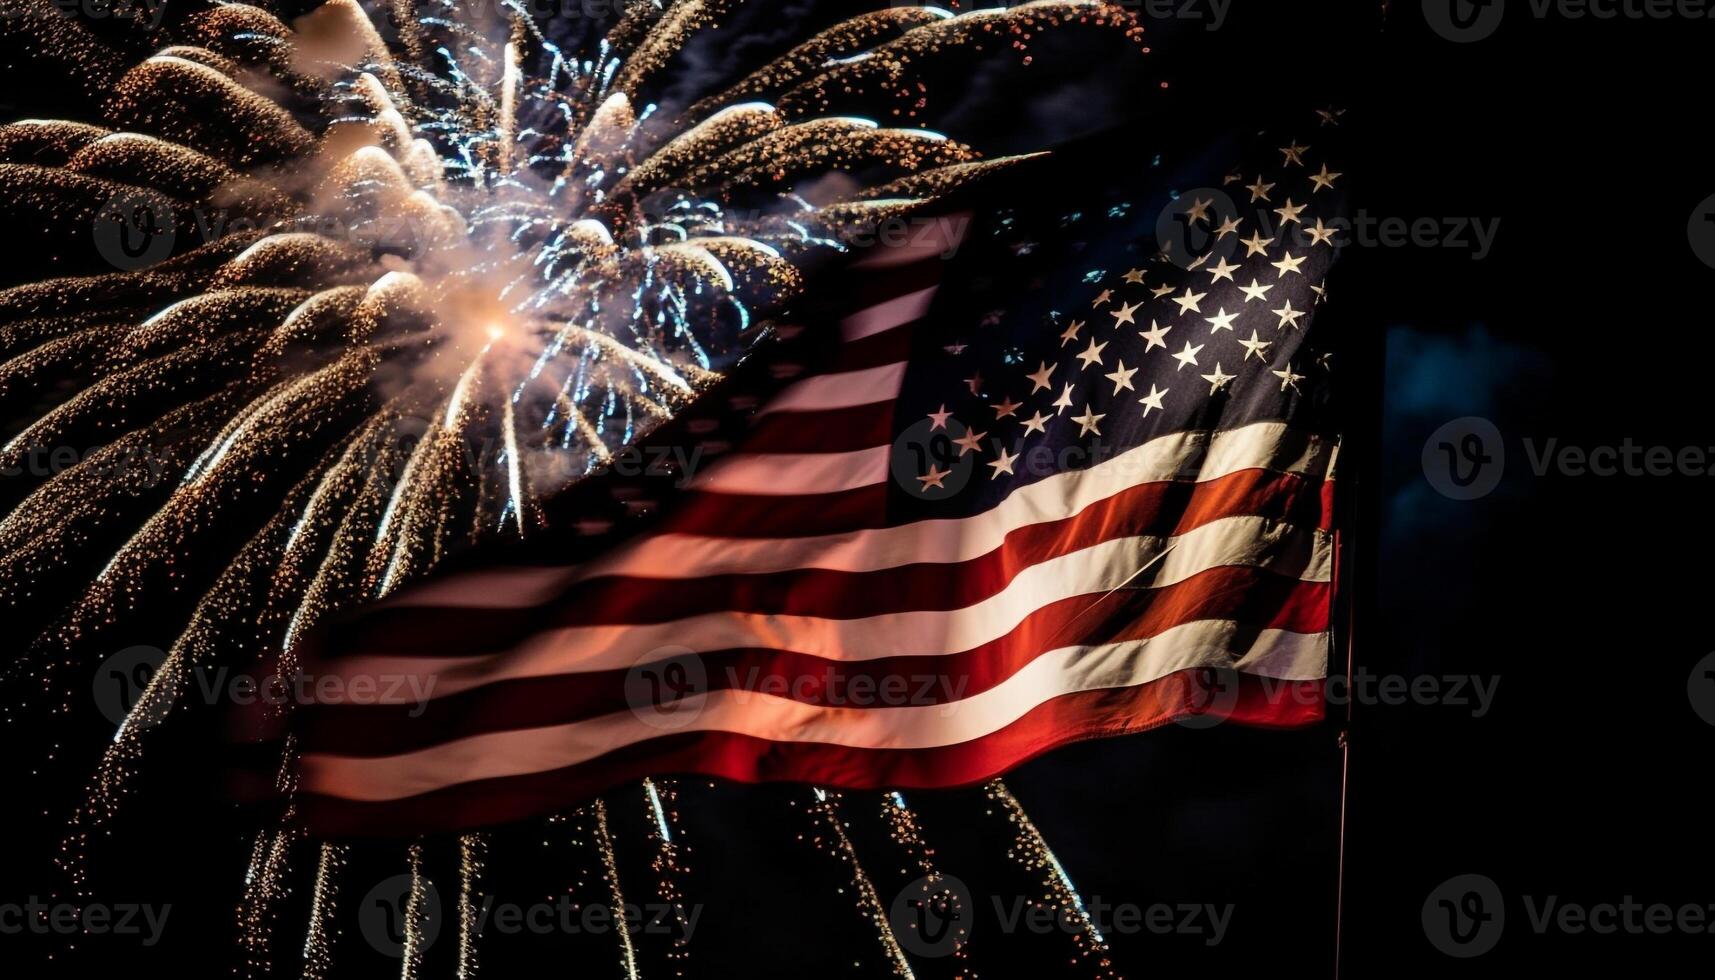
[
  {"x1": 1020, "y1": 411, "x2": 1049, "y2": 435},
  {"x1": 1240, "y1": 230, "x2": 1274, "y2": 257},
  {"x1": 1090, "y1": 290, "x2": 1112, "y2": 309},
  {"x1": 990, "y1": 395, "x2": 1021, "y2": 419},
  {"x1": 1139, "y1": 319, "x2": 1172, "y2": 352},
  {"x1": 987, "y1": 446, "x2": 1018, "y2": 478},
  {"x1": 1273, "y1": 198, "x2": 1306, "y2": 226},
  {"x1": 1075, "y1": 337, "x2": 1109, "y2": 370},
  {"x1": 1171, "y1": 340, "x2": 1204, "y2": 371},
  {"x1": 1071, "y1": 406, "x2": 1105, "y2": 437},
  {"x1": 1109, "y1": 300, "x2": 1143, "y2": 327},
  {"x1": 1272, "y1": 300, "x2": 1307, "y2": 331},
  {"x1": 1051, "y1": 383, "x2": 1077, "y2": 415},
  {"x1": 1245, "y1": 177, "x2": 1275, "y2": 203},
  {"x1": 1279, "y1": 141, "x2": 1309, "y2": 166},
  {"x1": 1172, "y1": 288, "x2": 1207, "y2": 315},
  {"x1": 952, "y1": 428, "x2": 986, "y2": 456},
  {"x1": 1201, "y1": 363, "x2": 1236, "y2": 394},
  {"x1": 1238, "y1": 330, "x2": 1273, "y2": 363},
  {"x1": 1271, "y1": 251, "x2": 1307, "y2": 278},
  {"x1": 1309, "y1": 163, "x2": 1342, "y2": 192},
  {"x1": 1273, "y1": 363, "x2": 1306, "y2": 393},
  {"x1": 1206, "y1": 256, "x2": 1241, "y2": 283},
  {"x1": 927, "y1": 404, "x2": 952, "y2": 430},
  {"x1": 917, "y1": 466, "x2": 950, "y2": 490},
  {"x1": 1103, "y1": 359, "x2": 1138, "y2": 393},
  {"x1": 1138, "y1": 384, "x2": 1169, "y2": 418},
  {"x1": 1305, "y1": 218, "x2": 1338, "y2": 247},
  {"x1": 1239, "y1": 278, "x2": 1274, "y2": 303},
  {"x1": 1204, "y1": 307, "x2": 1240, "y2": 334},
  {"x1": 1059, "y1": 319, "x2": 1085, "y2": 346},
  {"x1": 1026, "y1": 361, "x2": 1056, "y2": 393}
]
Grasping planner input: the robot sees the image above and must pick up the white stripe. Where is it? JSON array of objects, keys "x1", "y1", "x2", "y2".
[
  {"x1": 591, "y1": 421, "x2": 1333, "y2": 579},
  {"x1": 840, "y1": 285, "x2": 937, "y2": 340},
  {"x1": 329, "y1": 514, "x2": 1330, "y2": 700},
  {"x1": 301, "y1": 621, "x2": 1329, "y2": 802},
  {"x1": 372, "y1": 421, "x2": 1334, "y2": 612},
  {"x1": 689, "y1": 445, "x2": 889, "y2": 495},
  {"x1": 369, "y1": 565, "x2": 584, "y2": 611},
  {"x1": 757, "y1": 362, "x2": 906, "y2": 416}
]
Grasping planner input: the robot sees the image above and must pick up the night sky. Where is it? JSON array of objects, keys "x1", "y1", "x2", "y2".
[{"x1": 5, "y1": 2, "x2": 1711, "y2": 976}]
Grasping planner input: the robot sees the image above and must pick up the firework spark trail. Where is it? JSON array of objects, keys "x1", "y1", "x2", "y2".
[
  {"x1": 303, "y1": 842, "x2": 347, "y2": 980},
  {"x1": 457, "y1": 832, "x2": 486, "y2": 980},
  {"x1": 804, "y1": 788, "x2": 918, "y2": 980},
  {"x1": 401, "y1": 841, "x2": 431, "y2": 980},
  {"x1": 0, "y1": 0, "x2": 1151, "y2": 971},
  {"x1": 987, "y1": 780, "x2": 1121, "y2": 980},
  {"x1": 642, "y1": 778, "x2": 694, "y2": 976},
  {"x1": 593, "y1": 798, "x2": 642, "y2": 980},
  {"x1": 881, "y1": 792, "x2": 979, "y2": 978}
]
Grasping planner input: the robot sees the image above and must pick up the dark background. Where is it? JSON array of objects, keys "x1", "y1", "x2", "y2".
[{"x1": 4, "y1": 1, "x2": 1711, "y2": 976}]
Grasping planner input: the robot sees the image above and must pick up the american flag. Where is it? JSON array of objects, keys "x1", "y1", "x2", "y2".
[{"x1": 296, "y1": 108, "x2": 1351, "y2": 836}]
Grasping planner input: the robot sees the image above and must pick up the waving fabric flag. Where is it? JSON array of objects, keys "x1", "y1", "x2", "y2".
[{"x1": 295, "y1": 108, "x2": 1352, "y2": 836}]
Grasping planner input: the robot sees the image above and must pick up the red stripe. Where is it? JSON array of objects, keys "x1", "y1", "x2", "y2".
[
  {"x1": 650, "y1": 482, "x2": 888, "y2": 538},
  {"x1": 741, "y1": 401, "x2": 894, "y2": 454},
  {"x1": 301, "y1": 566, "x2": 1327, "y2": 755},
  {"x1": 830, "y1": 322, "x2": 915, "y2": 372},
  {"x1": 297, "y1": 670, "x2": 1324, "y2": 836},
  {"x1": 841, "y1": 254, "x2": 948, "y2": 308},
  {"x1": 328, "y1": 466, "x2": 1328, "y2": 655}
]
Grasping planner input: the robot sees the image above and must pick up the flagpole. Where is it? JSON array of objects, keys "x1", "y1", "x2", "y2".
[
  {"x1": 1331, "y1": 304, "x2": 1379, "y2": 979},
  {"x1": 1333, "y1": 589, "x2": 1354, "y2": 980}
]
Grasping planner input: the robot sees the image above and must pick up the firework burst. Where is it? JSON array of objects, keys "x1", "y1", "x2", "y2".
[{"x1": 1, "y1": 0, "x2": 1148, "y2": 969}]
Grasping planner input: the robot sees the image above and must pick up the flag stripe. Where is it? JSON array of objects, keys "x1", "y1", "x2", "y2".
[
  {"x1": 591, "y1": 421, "x2": 1332, "y2": 580},
  {"x1": 301, "y1": 621, "x2": 1329, "y2": 802},
  {"x1": 324, "y1": 514, "x2": 1331, "y2": 687},
  {"x1": 302, "y1": 569, "x2": 1329, "y2": 755},
  {"x1": 364, "y1": 420, "x2": 1331, "y2": 615},
  {"x1": 333, "y1": 466, "x2": 1330, "y2": 655},
  {"x1": 757, "y1": 361, "x2": 906, "y2": 416},
  {"x1": 299, "y1": 671, "x2": 1324, "y2": 836}
]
